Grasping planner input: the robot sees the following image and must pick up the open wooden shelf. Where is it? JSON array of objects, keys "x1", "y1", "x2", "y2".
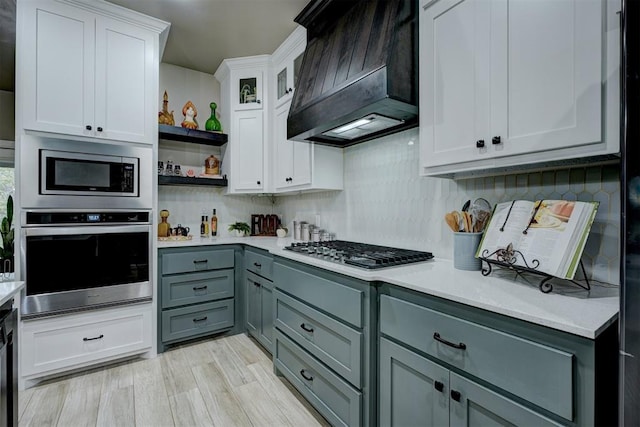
[
  {"x1": 158, "y1": 175, "x2": 228, "y2": 187},
  {"x1": 158, "y1": 124, "x2": 228, "y2": 146}
]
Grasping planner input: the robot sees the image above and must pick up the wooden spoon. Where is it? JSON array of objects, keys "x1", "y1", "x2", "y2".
[{"x1": 444, "y1": 212, "x2": 458, "y2": 232}]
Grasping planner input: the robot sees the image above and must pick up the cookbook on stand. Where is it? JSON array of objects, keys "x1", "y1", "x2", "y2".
[{"x1": 477, "y1": 200, "x2": 599, "y2": 279}]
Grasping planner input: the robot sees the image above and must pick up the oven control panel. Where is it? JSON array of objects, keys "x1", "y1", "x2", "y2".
[{"x1": 25, "y1": 211, "x2": 150, "y2": 225}]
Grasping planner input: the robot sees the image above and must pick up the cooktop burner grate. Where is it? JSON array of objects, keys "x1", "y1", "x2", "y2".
[{"x1": 284, "y1": 240, "x2": 434, "y2": 269}]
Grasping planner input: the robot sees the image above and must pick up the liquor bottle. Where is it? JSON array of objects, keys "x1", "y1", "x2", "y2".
[
  {"x1": 200, "y1": 215, "x2": 207, "y2": 237},
  {"x1": 211, "y1": 209, "x2": 218, "y2": 237}
]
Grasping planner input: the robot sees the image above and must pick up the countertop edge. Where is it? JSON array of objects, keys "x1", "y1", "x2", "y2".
[
  {"x1": 157, "y1": 237, "x2": 619, "y2": 339},
  {"x1": 0, "y1": 281, "x2": 25, "y2": 307}
]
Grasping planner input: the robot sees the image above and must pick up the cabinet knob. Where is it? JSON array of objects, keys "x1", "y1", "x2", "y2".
[
  {"x1": 492, "y1": 136, "x2": 501, "y2": 145},
  {"x1": 476, "y1": 139, "x2": 485, "y2": 148},
  {"x1": 257, "y1": 180, "x2": 261, "y2": 185},
  {"x1": 434, "y1": 381, "x2": 444, "y2": 392},
  {"x1": 86, "y1": 125, "x2": 92, "y2": 131},
  {"x1": 97, "y1": 127, "x2": 103, "y2": 132},
  {"x1": 288, "y1": 88, "x2": 292, "y2": 93},
  {"x1": 451, "y1": 390, "x2": 461, "y2": 402},
  {"x1": 257, "y1": 99, "x2": 261, "y2": 104}
]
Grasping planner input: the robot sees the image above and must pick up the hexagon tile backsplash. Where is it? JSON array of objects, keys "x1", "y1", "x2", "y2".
[
  {"x1": 159, "y1": 127, "x2": 620, "y2": 285},
  {"x1": 276, "y1": 128, "x2": 620, "y2": 285}
]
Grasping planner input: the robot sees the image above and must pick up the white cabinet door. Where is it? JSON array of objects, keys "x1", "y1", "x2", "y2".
[
  {"x1": 274, "y1": 101, "x2": 311, "y2": 191},
  {"x1": 95, "y1": 16, "x2": 154, "y2": 144},
  {"x1": 234, "y1": 69, "x2": 264, "y2": 111},
  {"x1": 491, "y1": 0, "x2": 602, "y2": 158},
  {"x1": 232, "y1": 110, "x2": 264, "y2": 191},
  {"x1": 420, "y1": 0, "x2": 491, "y2": 167},
  {"x1": 21, "y1": 0, "x2": 95, "y2": 137}
]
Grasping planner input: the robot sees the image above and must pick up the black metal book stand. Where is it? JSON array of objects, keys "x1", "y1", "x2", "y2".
[{"x1": 478, "y1": 244, "x2": 591, "y2": 294}]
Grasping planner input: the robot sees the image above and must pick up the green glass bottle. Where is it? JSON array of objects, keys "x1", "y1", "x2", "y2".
[{"x1": 205, "y1": 102, "x2": 222, "y2": 132}]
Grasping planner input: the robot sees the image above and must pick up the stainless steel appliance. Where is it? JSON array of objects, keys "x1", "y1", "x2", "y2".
[
  {"x1": 284, "y1": 240, "x2": 433, "y2": 269},
  {"x1": 621, "y1": 0, "x2": 640, "y2": 423},
  {"x1": 20, "y1": 135, "x2": 152, "y2": 210},
  {"x1": 20, "y1": 211, "x2": 152, "y2": 319},
  {"x1": 0, "y1": 301, "x2": 17, "y2": 427}
]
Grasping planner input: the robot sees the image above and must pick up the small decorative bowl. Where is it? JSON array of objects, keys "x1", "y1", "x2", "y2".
[{"x1": 276, "y1": 228, "x2": 287, "y2": 238}]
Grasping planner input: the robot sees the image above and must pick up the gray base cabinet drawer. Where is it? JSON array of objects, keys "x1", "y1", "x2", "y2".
[
  {"x1": 380, "y1": 295, "x2": 573, "y2": 420},
  {"x1": 245, "y1": 249, "x2": 274, "y2": 280},
  {"x1": 162, "y1": 269, "x2": 234, "y2": 309},
  {"x1": 162, "y1": 249, "x2": 234, "y2": 275},
  {"x1": 162, "y1": 299, "x2": 234, "y2": 343},
  {"x1": 275, "y1": 331, "x2": 362, "y2": 427},
  {"x1": 275, "y1": 290, "x2": 362, "y2": 388},
  {"x1": 274, "y1": 263, "x2": 363, "y2": 328}
]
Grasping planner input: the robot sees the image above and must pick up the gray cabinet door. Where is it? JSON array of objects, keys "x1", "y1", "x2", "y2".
[
  {"x1": 246, "y1": 273, "x2": 260, "y2": 337},
  {"x1": 379, "y1": 337, "x2": 449, "y2": 427},
  {"x1": 449, "y1": 373, "x2": 562, "y2": 427},
  {"x1": 259, "y1": 278, "x2": 273, "y2": 352}
]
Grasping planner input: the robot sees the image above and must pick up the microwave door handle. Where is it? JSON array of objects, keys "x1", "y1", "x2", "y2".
[{"x1": 22, "y1": 224, "x2": 151, "y2": 237}]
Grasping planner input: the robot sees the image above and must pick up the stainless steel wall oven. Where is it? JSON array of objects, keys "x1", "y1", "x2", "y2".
[{"x1": 20, "y1": 211, "x2": 152, "y2": 319}]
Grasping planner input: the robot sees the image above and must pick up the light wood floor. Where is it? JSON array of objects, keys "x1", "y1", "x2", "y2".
[{"x1": 18, "y1": 333, "x2": 330, "y2": 427}]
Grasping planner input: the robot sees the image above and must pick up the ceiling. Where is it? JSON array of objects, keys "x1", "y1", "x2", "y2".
[{"x1": 0, "y1": 0, "x2": 309, "y2": 92}]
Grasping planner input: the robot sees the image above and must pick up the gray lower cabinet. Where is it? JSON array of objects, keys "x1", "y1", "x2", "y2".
[
  {"x1": 273, "y1": 257, "x2": 376, "y2": 427},
  {"x1": 158, "y1": 246, "x2": 237, "y2": 352},
  {"x1": 245, "y1": 248, "x2": 274, "y2": 353},
  {"x1": 379, "y1": 337, "x2": 561, "y2": 427},
  {"x1": 379, "y1": 285, "x2": 618, "y2": 426}
]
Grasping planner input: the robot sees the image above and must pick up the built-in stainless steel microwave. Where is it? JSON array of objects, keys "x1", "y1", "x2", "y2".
[
  {"x1": 20, "y1": 136, "x2": 152, "y2": 210},
  {"x1": 40, "y1": 149, "x2": 139, "y2": 197}
]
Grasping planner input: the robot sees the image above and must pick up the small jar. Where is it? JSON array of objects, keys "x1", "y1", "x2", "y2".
[
  {"x1": 311, "y1": 228, "x2": 320, "y2": 242},
  {"x1": 321, "y1": 230, "x2": 329, "y2": 241},
  {"x1": 301, "y1": 223, "x2": 309, "y2": 242}
]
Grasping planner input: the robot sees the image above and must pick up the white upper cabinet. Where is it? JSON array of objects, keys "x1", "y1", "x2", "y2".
[
  {"x1": 274, "y1": 101, "x2": 312, "y2": 190},
  {"x1": 18, "y1": 0, "x2": 167, "y2": 145},
  {"x1": 272, "y1": 26, "x2": 306, "y2": 108},
  {"x1": 215, "y1": 56, "x2": 270, "y2": 194},
  {"x1": 420, "y1": 0, "x2": 619, "y2": 177}
]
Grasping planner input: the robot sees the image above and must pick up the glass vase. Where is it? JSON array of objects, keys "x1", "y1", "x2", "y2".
[{"x1": 205, "y1": 102, "x2": 222, "y2": 132}]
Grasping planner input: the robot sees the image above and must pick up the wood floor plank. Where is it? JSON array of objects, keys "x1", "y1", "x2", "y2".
[
  {"x1": 168, "y1": 388, "x2": 214, "y2": 427},
  {"x1": 161, "y1": 346, "x2": 198, "y2": 397},
  {"x1": 178, "y1": 339, "x2": 215, "y2": 367},
  {"x1": 247, "y1": 362, "x2": 325, "y2": 427},
  {"x1": 96, "y1": 385, "x2": 135, "y2": 427},
  {"x1": 192, "y1": 362, "x2": 252, "y2": 427},
  {"x1": 19, "y1": 380, "x2": 69, "y2": 427},
  {"x1": 131, "y1": 357, "x2": 175, "y2": 427},
  {"x1": 101, "y1": 361, "x2": 134, "y2": 394},
  {"x1": 233, "y1": 380, "x2": 292, "y2": 427},
  {"x1": 226, "y1": 333, "x2": 268, "y2": 366},
  {"x1": 57, "y1": 369, "x2": 105, "y2": 427},
  {"x1": 18, "y1": 388, "x2": 36, "y2": 423},
  {"x1": 208, "y1": 338, "x2": 256, "y2": 388}
]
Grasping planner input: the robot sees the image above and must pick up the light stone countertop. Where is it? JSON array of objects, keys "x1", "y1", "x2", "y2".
[
  {"x1": 158, "y1": 236, "x2": 619, "y2": 339},
  {"x1": 0, "y1": 279, "x2": 25, "y2": 307}
]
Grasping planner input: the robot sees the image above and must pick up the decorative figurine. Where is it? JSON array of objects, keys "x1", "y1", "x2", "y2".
[
  {"x1": 204, "y1": 154, "x2": 220, "y2": 175},
  {"x1": 158, "y1": 90, "x2": 175, "y2": 125},
  {"x1": 205, "y1": 102, "x2": 222, "y2": 132},
  {"x1": 158, "y1": 209, "x2": 171, "y2": 238},
  {"x1": 181, "y1": 100, "x2": 198, "y2": 129}
]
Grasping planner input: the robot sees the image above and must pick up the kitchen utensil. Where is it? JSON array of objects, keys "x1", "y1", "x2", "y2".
[
  {"x1": 470, "y1": 198, "x2": 492, "y2": 232},
  {"x1": 445, "y1": 212, "x2": 458, "y2": 232},
  {"x1": 462, "y1": 199, "x2": 471, "y2": 212}
]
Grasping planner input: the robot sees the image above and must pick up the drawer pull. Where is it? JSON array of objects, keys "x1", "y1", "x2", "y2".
[
  {"x1": 253, "y1": 281, "x2": 261, "y2": 287},
  {"x1": 253, "y1": 262, "x2": 262, "y2": 268},
  {"x1": 193, "y1": 285, "x2": 208, "y2": 291},
  {"x1": 193, "y1": 316, "x2": 208, "y2": 323},
  {"x1": 83, "y1": 334, "x2": 104, "y2": 342},
  {"x1": 434, "y1": 381, "x2": 444, "y2": 392},
  {"x1": 300, "y1": 369, "x2": 314, "y2": 382},
  {"x1": 451, "y1": 390, "x2": 461, "y2": 402},
  {"x1": 433, "y1": 332, "x2": 466, "y2": 350},
  {"x1": 300, "y1": 323, "x2": 314, "y2": 333},
  {"x1": 193, "y1": 259, "x2": 208, "y2": 264}
]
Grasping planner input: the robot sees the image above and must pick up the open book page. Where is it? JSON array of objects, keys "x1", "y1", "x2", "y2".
[
  {"x1": 519, "y1": 200, "x2": 598, "y2": 279},
  {"x1": 476, "y1": 200, "x2": 535, "y2": 259},
  {"x1": 477, "y1": 200, "x2": 598, "y2": 279}
]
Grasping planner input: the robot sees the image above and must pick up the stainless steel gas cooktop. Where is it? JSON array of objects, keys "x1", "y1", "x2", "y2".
[{"x1": 284, "y1": 240, "x2": 434, "y2": 269}]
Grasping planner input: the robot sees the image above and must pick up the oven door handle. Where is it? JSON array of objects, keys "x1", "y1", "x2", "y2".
[{"x1": 22, "y1": 224, "x2": 151, "y2": 236}]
